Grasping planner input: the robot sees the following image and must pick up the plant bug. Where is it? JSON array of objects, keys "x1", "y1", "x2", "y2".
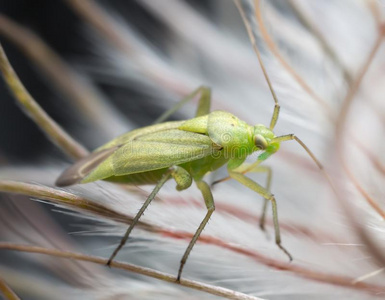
[{"x1": 56, "y1": 2, "x2": 324, "y2": 282}]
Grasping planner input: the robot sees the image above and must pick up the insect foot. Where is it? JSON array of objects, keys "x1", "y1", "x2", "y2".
[
  {"x1": 106, "y1": 258, "x2": 113, "y2": 268},
  {"x1": 278, "y1": 243, "x2": 293, "y2": 262}
]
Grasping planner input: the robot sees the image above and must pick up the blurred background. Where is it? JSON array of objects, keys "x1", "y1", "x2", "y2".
[{"x1": 1, "y1": 0, "x2": 385, "y2": 299}]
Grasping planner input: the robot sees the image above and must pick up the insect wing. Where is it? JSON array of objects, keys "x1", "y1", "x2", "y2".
[
  {"x1": 95, "y1": 121, "x2": 184, "y2": 152},
  {"x1": 82, "y1": 130, "x2": 214, "y2": 182},
  {"x1": 112, "y1": 130, "x2": 214, "y2": 175},
  {"x1": 55, "y1": 146, "x2": 119, "y2": 186}
]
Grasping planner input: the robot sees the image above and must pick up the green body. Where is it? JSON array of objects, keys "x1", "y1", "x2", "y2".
[{"x1": 56, "y1": 111, "x2": 279, "y2": 188}]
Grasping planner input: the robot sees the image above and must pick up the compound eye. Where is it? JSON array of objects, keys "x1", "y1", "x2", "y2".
[{"x1": 254, "y1": 134, "x2": 267, "y2": 150}]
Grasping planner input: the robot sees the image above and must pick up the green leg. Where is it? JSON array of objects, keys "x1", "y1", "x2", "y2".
[
  {"x1": 177, "y1": 180, "x2": 215, "y2": 281},
  {"x1": 194, "y1": 87, "x2": 211, "y2": 117},
  {"x1": 107, "y1": 170, "x2": 172, "y2": 266},
  {"x1": 212, "y1": 163, "x2": 272, "y2": 231},
  {"x1": 236, "y1": 164, "x2": 272, "y2": 231},
  {"x1": 228, "y1": 169, "x2": 292, "y2": 261},
  {"x1": 258, "y1": 166, "x2": 272, "y2": 232},
  {"x1": 153, "y1": 86, "x2": 211, "y2": 124}
]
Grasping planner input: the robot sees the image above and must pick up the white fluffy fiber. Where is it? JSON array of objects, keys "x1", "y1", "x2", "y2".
[{"x1": 1, "y1": 0, "x2": 385, "y2": 299}]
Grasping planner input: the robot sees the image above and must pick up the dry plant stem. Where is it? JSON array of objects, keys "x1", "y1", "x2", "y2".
[
  {"x1": 1, "y1": 200, "x2": 104, "y2": 287},
  {"x1": 333, "y1": 22, "x2": 385, "y2": 266},
  {"x1": 346, "y1": 204, "x2": 385, "y2": 268},
  {"x1": 1, "y1": 181, "x2": 384, "y2": 295},
  {"x1": 344, "y1": 167, "x2": 385, "y2": 219},
  {"x1": 334, "y1": 169, "x2": 385, "y2": 268},
  {"x1": 0, "y1": 276, "x2": 20, "y2": 300},
  {"x1": 336, "y1": 24, "x2": 385, "y2": 219},
  {"x1": 287, "y1": 0, "x2": 352, "y2": 84},
  {"x1": 0, "y1": 14, "x2": 125, "y2": 136},
  {"x1": 0, "y1": 176, "x2": 340, "y2": 245},
  {"x1": 162, "y1": 231, "x2": 385, "y2": 296},
  {"x1": 336, "y1": 25, "x2": 385, "y2": 136},
  {"x1": 0, "y1": 243, "x2": 264, "y2": 300},
  {"x1": 0, "y1": 44, "x2": 89, "y2": 160},
  {"x1": 353, "y1": 137, "x2": 385, "y2": 176},
  {"x1": 163, "y1": 196, "x2": 343, "y2": 244},
  {"x1": 254, "y1": 0, "x2": 333, "y2": 117},
  {"x1": 0, "y1": 180, "x2": 154, "y2": 232}
]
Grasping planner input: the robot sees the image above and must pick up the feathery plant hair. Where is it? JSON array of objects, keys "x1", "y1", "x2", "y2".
[{"x1": 1, "y1": 0, "x2": 385, "y2": 299}]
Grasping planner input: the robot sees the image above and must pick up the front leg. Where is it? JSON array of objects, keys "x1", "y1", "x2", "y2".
[
  {"x1": 234, "y1": 164, "x2": 272, "y2": 232},
  {"x1": 228, "y1": 169, "x2": 292, "y2": 261}
]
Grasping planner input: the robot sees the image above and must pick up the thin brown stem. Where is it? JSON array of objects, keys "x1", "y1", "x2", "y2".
[
  {"x1": 342, "y1": 163, "x2": 385, "y2": 219},
  {"x1": 0, "y1": 243, "x2": 264, "y2": 300},
  {"x1": 335, "y1": 24, "x2": 385, "y2": 219},
  {"x1": 0, "y1": 180, "x2": 154, "y2": 232},
  {"x1": 0, "y1": 14, "x2": 126, "y2": 137},
  {"x1": 163, "y1": 195, "x2": 344, "y2": 244},
  {"x1": 332, "y1": 165, "x2": 385, "y2": 270},
  {"x1": 332, "y1": 17, "x2": 385, "y2": 270},
  {"x1": 1, "y1": 180, "x2": 385, "y2": 295},
  {"x1": 1, "y1": 200, "x2": 103, "y2": 287},
  {"x1": 254, "y1": 0, "x2": 333, "y2": 116},
  {"x1": 287, "y1": 0, "x2": 352, "y2": 84},
  {"x1": 0, "y1": 276, "x2": 20, "y2": 300},
  {"x1": 353, "y1": 137, "x2": 385, "y2": 177},
  {"x1": 0, "y1": 177, "x2": 341, "y2": 244},
  {"x1": 0, "y1": 44, "x2": 89, "y2": 160},
  {"x1": 161, "y1": 231, "x2": 385, "y2": 295},
  {"x1": 336, "y1": 26, "x2": 385, "y2": 138},
  {"x1": 344, "y1": 204, "x2": 385, "y2": 269}
]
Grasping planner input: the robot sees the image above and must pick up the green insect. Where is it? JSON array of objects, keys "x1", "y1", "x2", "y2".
[
  {"x1": 56, "y1": 82, "x2": 323, "y2": 281},
  {"x1": 56, "y1": 2, "x2": 323, "y2": 282}
]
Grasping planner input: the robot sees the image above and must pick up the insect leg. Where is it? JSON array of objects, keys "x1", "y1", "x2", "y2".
[
  {"x1": 107, "y1": 170, "x2": 172, "y2": 266},
  {"x1": 212, "y1": 145, "x2": 278, "y2": 188},
  {"x1": 243, "y1": 165, "x2": 272, "y2": 232},
  {"x1": 228, "y1": 170, "x2": 292, "y2": 261},
  {"x1": 212, "y1": 163, "x2": 272, "y2": 231},
  {"x1": 153, "y1": 86, "x2": 211, "y2": 124},
  {"x1": 194, "y1": 86, "x2": 211, "y2": 117},
  {"x1": 177, "y1": 180, "x2": 215, "y2": 282}
]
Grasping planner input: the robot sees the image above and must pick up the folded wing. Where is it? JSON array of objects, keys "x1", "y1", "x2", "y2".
[{"x1": 56, "y1": 129, "x2": 214, "y2": 186}]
